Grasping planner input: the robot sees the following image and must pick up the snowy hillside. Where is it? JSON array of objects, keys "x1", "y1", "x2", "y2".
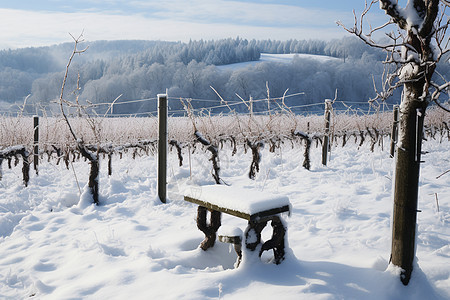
[
  {"x1": 0, "y1": 137, "x2": 449, "y2": 299},
  {"x1": 217, "y1": 53, "x2": 340, "y2": 71}
]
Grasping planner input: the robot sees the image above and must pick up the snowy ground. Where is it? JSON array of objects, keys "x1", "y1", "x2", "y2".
[{"x1": 0, "y1": 137, "x2": 449, "y2": 299}]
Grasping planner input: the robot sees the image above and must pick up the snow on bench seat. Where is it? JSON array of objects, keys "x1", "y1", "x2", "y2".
[{"x1": 184, "y1": 185, "x2": 290, "y2": 222}]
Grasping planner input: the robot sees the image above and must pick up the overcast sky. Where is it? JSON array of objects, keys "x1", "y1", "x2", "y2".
[{"x1": 0, "y1": 0, "x2": 388, "y2": 49}]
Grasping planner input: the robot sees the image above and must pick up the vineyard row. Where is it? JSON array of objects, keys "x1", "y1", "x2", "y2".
[{"x1": 1, "y1": 115, "x2": 448, "y2": 188}]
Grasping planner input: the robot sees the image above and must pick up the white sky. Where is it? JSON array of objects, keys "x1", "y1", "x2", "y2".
[{"x1": 0, "y1": 0, "x2": 387, "y2": 49}]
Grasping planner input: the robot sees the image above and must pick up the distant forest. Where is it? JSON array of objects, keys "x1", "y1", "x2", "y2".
[{"x1": 0, "y1": 37, "x2": 448, "y2": 115}]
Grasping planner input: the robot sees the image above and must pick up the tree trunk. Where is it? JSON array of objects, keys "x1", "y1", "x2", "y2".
[
  {"x1": 341, "y1": 0, "x2": 441, "y2": 287},
  {"x1": 391, "y1": 80, "x2": 428, "y2": 285}
]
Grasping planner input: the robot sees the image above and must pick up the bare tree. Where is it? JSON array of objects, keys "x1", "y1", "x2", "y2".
[
  {"x1": 338, "y1": 0, "x2": 449, "y2": 285},
  {"x1": 58, "y1": 33, "x2": 100, "y2": 205}
]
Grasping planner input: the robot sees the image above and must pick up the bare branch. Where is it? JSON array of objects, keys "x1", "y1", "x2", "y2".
[
  {"x1": 235, "y1": 93, "x2": 250, "y2": 110},
  {"x1": 103, "y1": 94, "x2": 122, "y2": 117},
  {"x1": 433, "y1": 99, "x2": 450, "y2": 112},
  {"x1": 337, "y1": 6, "x2": 412, "y2": 55},
  {"x1": 210, "y1": 86, "x2": 233, "y2": 112},
  {"x1": 430, "y1": 81, "x2": 450, "y2": 112},
  {"x1": 433, "y1": 5, "x2": 450, "y2": 61},
  {"x1": 436, "y1": 169, "x2": 450, "y2": 179},
  {"x1": 68, "y1": 32, "x2": 89, "y2": 54},
  {"x1": 340, "y1": 0, "x2": 447, "y2": 112},
  {"x1": 17, "y1": 94, "x2": 30, "y2": 117},
  {"x1": 59, "y1": 34, "x2": 84, "y2": 142}
]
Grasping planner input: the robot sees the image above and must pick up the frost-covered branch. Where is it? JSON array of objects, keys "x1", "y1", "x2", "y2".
[
  {"x1": 431, "y1": 81, "x2": 450, "y2": 112},
  {"x1": 337, "y1": 1, "x2": 407, "y2": 52},
  {"x1": 59, "y1": 33, "x2": 88, "y2": 143},
  {"x1": 338, "y1": 0, "x2": 448, "y2": 107},
  {"x1": 58, "y1": 32, "x2": 100, "y2": 205}
]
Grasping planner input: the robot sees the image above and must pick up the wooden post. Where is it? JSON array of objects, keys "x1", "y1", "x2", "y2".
[
  {"x1": 390, "y1": 105, "x2": 399, "y2": 158},
  {"x1": 33, "y1": 115, "x2": 39, "y2": 175},
  {"x1": 322, "y1": 100, "x2": 332, "y2": 166},
  {"x1": 158, "y1": 94, "x2": 168, "y2": 203}
]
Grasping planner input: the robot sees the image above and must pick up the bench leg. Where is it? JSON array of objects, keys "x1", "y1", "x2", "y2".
[
  {"x1": 234, "y1": 242, "x2": 242, "y2": 267},
  {"x1": 197, "y1": 206, "x2": 221, "y2": 251},
  {"x1": 218, "y1": 235, "x2": 242, "y2": 268},
  {"x1": 245, "y1": 220, "x2": 267, "y2": 251},
  {"x1": 259, "y1": 216, "x2": 286, "y2": 264}
]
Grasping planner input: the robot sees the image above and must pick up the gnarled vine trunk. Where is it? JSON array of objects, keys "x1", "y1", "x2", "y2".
[{"x1": 79, "y1": 143, "x2": 99, "y2": 205}]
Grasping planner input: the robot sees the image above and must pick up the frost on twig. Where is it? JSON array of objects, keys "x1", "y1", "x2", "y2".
[{"x1": 58, "y1": 32, "x2": 100, "y2": 205}]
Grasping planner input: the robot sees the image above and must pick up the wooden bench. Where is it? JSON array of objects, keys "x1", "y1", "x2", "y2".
[{"x1": 184, "y1": 185, "x2": 291, "y2": 266}]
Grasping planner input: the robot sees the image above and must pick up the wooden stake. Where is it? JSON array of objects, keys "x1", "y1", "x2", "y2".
[
  {"x1": 33, "y1": 115, "x2": 39, "y2": 175},
  {"x1": 390, "y1": 105, "x2": 399, "y2": 158},
  {"x1": 435, "y1": 193, "x2": 439, "y2": 213},
  {"x1": 158, "y1": 94, "x2": 168, "y2": 203},
  {"x1": 322, "y1": 100, "x2": 332, "y2": 166}
]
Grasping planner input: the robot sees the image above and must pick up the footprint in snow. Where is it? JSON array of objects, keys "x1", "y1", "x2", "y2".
[
  {"x1": 99, "y1": 243, "x2": 126, "y2": 257},
  {"x1": 33, "y1": 261, "x2": 57, "y2": 272}
]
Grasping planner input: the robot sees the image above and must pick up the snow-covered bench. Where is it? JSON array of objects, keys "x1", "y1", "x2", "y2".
[{"x1": 184, "y1": 185, "x2": 291, "y2": 265}]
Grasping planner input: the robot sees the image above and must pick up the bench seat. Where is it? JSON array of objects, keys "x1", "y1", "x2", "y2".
[{"x1": 184, "y1": 185, "x2": 290, "y2": 222}]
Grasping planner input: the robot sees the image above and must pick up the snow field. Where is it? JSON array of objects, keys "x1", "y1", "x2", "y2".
[
  {"x1": 217, "y1": 53, "x2": 340, "y2": 71},
  {"x1": 0, "y1": 137, "x2": 449, "y2": 299}
]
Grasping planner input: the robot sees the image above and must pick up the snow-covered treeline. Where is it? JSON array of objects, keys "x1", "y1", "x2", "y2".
[{"x1": 1, "y1": 37, "x2": 448, "y2": 115}]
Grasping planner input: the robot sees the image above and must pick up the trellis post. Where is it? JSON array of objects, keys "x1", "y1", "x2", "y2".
[
  {"x1": 322, "y1": 99, "x2": 332, "y2": 166},
  {"x1": 390, "y1": 105, "x2": 399, "y2": 158},
  {"x1": 33, "y1": 115, "x2": 39, "y2": 175},
  {"x1": 158, "y1": 94, "x2": 168, "y2": 203}
]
